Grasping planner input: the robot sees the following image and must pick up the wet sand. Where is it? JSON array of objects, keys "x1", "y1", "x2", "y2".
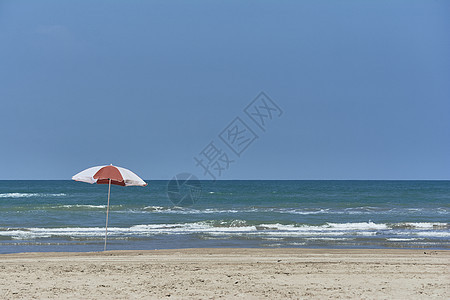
[{"x1": 1, "y1": 248, "x2": 449, "y2": 299}]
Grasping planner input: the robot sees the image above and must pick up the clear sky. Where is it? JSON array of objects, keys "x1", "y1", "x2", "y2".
[{"x1": 0, "y1": 0, "x2": 449, "y2": 180}]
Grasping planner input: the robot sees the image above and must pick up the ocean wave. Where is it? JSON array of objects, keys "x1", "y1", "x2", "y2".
[
  {"x1": 2, "y1": 221, "x2": 447, "y2": 240},
  {"x1": 184, "y1": 207, "x2": 326, "y2": 215},
  {"x1": 326, "y1": 222, "x2": 388, "y2": 230},
  {"x1": 0, "y1": 193, "x2": 66, "y2": 198},
  {"x1": 136, "y1": 207, "x2": 344, "y2": 215},
  {"x1": 286, "y1": 242, "x2": 306, "y2": 246},
  {"x1": 123, "y1": 206, "x2": 449, "y2": 216},
  {"x1": 386, "y1": 238, "x2": 421, "y2": 241},
  {"x1": 206, "y1": 230, "x2": 378, "y2": 237},
  {"x1": 141, "y1": 207, "x2": 241, "y2": 214},
  {"x1": 391, "y1": 222, "x2": 449, "y2": 230},
  {"x1": 304, "y1": 237, "x2": 355, "y2": 241},
  {"x1": 52, "y1": 204, "x2": 108, "y2": 209},
  {"x1": 142, "y1": 206, "x2": 167, "y2": 212},
  {"x1": 0, "y1": 220, "x2": 440, "y2": 238},
  {"x1": 408, "y1": 231, "x2": 450, "y2": 238},
  {"x1": 281, "y1": 208, "x2": 330, "y2": 215}
]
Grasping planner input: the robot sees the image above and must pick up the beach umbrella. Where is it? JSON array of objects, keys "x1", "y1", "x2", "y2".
[{"x1": 72, "y1": 165, "x2": 147, "y2": 251}]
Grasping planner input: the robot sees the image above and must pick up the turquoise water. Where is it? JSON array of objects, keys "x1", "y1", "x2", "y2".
[{"x1": 0, "y1": 180, "x2": 448, "y2": 253}]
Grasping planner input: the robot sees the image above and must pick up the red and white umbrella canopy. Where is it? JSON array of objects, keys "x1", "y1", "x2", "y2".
[
  {"x1": 72, "y1": 164, "x2": 147, "y2": 251},
  {"x1": 72, "y1": 165, "x2": 147, "y2": 187}
]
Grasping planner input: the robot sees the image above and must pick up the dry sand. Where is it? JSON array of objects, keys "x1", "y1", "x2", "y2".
[{"x1": 1, "y1": 248, "x2": 448, "y2": 299}]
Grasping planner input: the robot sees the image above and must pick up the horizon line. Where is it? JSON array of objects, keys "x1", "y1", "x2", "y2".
[{"x1": 0, "y1": 179, "x2": 449, "y2": 181}]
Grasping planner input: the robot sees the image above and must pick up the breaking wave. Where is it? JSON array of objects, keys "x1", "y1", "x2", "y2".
[
  {"x1": 0, "y1": 193, "x2": 66, "y2": 198},
  {"x1": 1, "y1": 221, "x2": 448, "y2": 240}
]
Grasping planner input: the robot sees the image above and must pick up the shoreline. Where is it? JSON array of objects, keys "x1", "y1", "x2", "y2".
[
  {"x1": 2, "y1": 247, "x2": 449, "y2": 256},
  {"x1": 1, "y1": 248, "x2": 448, "y2": 299},
  {"x1": 2, "y1": 246, "x2": 449, "y2": 255}
]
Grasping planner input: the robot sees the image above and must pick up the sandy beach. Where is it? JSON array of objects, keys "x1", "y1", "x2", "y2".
[{"x1": 0, "y1": 248, "x2": 448, "y2": 299}]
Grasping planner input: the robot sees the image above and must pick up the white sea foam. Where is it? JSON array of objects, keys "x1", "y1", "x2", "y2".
[
  {"x1": 131, "y1": 206, "x2": 446, "y2": 216},
  {"x1": 0, "y1": 193, "x2": 66, "y2": 198},
  {"x1": 414, "y1": 231, "x2": 450, "y2": 238},
  {"x1": 304, "y1": 237, "x2": 354, "y2": 241},
  {"x1": 141, "y1": 207, "x2": 241, "y2": 214},
  {"x1": 394, "y1": 230, "x2": 450, "y2": 238},
  {"x1": 286, "y1": 242, "x2": 306, "y2": 246},
  {"x1": 140, "y1": 207, "x2": 337, "y2": 215},
  {"x1": 130, "y1": 223, "x2": 257, "y2": 234},
  {"x1": 0, "y1": 193, "x2": 40, "y2": 198},
  {"x1": 387, "y1": 238, "x2": 420, "y2": 242},
  {"x1": 209, "y1": 230, "x2": 379, "y2": 237},
  {"x1": 143, "y1": 206, "x2": 167, "y2": 211},
  {"x1": 282, "y1": 209, "x2": 329, "y2": 215},
  {"x1": 250, "y1": 222, "x2": 388, "y2": 232},
  {"x1": 1, "y1": 221, "x2": 448, "y2": 240},
  {"x1": 326, "y1": 222, "x2": 388, "y2": 230},
  {"x1": 400, "y1": 222, "x2": 448, "y2": 229},
  {"x1": 56, "y1": 205, "x2": 107, "y2": 209},
  {"x1": 265, "y1": 243, "x2": 283, "y2": 247},
  {"x1": 262, "y1": 237, "x2": 284, "y2": 241}
]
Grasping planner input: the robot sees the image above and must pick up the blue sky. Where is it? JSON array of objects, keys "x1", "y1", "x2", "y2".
[{"x1": 0, "y1": 0, "x2": 449, "y2": 180}]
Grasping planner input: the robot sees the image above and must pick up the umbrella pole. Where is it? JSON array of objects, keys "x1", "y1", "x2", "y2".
[{"x1": 104, "y1": 178, "x2": 111, "y2": 251}]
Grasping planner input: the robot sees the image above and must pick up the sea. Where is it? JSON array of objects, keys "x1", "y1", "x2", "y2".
[{"x1": 0, "y1": 180, "x2": 448, "y2": 254}]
